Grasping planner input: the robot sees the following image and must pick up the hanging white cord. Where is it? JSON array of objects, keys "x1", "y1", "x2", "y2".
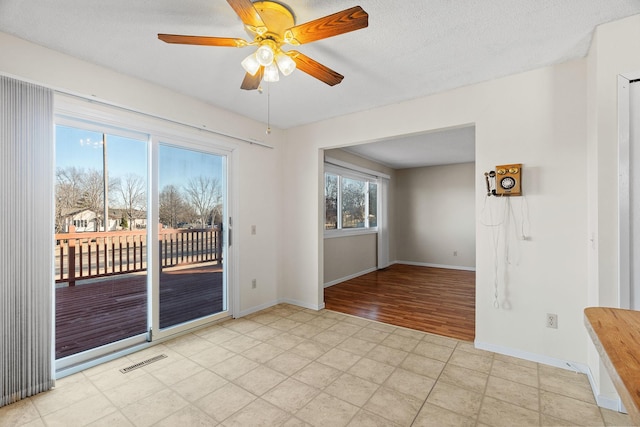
[{"x1": 482, "y1": 195, "x2": 502, "y2": 308}]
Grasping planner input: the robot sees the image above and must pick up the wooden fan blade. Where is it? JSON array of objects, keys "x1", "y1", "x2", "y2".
[
  {"x1": 158, "y1": 34, "x2": 248, "y2": 47},
  {"x1": 284, "y1": 6, "x2": 368, "y2": 45},
  {"x1": 289, "y1": 51, "x2": 344, "y2": 86},
  {"x1": 227, "y1": 0, "x2": 265, "y2": 28},
  {"x1": 241, "y1": 67, "x2": 264, "y2": 90}
]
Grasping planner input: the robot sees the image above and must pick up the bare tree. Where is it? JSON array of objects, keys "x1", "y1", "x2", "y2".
[
  {"x1": 114, "y1": 173, "x2": 146, "y2": 229},
  {"x1": 159, "y1": 184, "x2": 186, "y2": 228},
  {"x1": 55, "y1": 166, "x2": 85, "y2": 232},
  {"x1": 184, "y1": 176, "x2": 221, "y2": 228}
]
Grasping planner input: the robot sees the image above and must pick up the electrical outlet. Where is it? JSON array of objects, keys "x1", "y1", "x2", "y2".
[
  {"x1": 251, "y1": 279, "x2": 257, "y2": 289},
  {"x1": 453, "y1": 251, "x2": 458, "y2": 256},
  {"x1": 546, "y1": 313, "x2": 558, "y2": 329},
  {"x1": 251, "y1": 225, "x2": 256, "y2": 235}
]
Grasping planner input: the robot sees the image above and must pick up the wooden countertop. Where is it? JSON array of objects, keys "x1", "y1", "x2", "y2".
[{"x1": 584, "y1": 307, "x2": 640, "y2": 426}]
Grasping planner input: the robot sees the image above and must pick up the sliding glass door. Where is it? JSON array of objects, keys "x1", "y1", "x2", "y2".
[
  {"x1": 153, "y1": 143, "x2": 227, "y2": 336},
  {"x1": 54, "y1": 113, "x2": 231, "y2": 366}
]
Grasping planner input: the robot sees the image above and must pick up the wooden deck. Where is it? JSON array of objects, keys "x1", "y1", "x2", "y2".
[
  {"x1": 324, "y1": 264, "x2": 476, "y2": 341},
  {"x1": 55, "y1": 263, "x2": 223, "y2": 359}
]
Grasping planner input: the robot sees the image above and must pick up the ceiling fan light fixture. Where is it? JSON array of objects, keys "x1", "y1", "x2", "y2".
[
  {"x1": 275, "y1": 52, "x2": 296, "y2": 76},
  {"x1": 255, "y1": 44, "x2": 275, "y2": 66},
  {"x1": 263, "y1": 62, "x2": 280, "y2": 82},
  {"x1": 241, "y1": 52, "x2": 261, "y2": 76}
]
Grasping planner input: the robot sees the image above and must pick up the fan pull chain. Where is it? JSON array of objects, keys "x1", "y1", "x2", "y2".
[{"x1": 266, "y1": 82, "x2": 271, "y2": 135}]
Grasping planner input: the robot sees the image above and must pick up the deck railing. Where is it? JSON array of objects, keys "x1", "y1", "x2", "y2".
[{"x1": 55, "y1": 225, "x2": 222, "y2": 286}]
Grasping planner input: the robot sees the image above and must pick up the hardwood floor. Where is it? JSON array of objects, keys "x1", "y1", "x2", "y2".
[{"x1": 323, "y1": 264, "x2": 475, "y2": 341}]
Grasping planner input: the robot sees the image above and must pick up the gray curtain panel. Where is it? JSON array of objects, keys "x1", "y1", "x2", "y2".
[{"x1": 0, "y1": 75, "x2": 54, "y2": 407}]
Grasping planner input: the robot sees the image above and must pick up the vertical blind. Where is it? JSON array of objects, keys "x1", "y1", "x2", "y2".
[{"x1": 0, "y1": 76, "x2": 54, "y2": 407}]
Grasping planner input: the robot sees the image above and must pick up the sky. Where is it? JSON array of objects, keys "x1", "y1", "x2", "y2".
[{"x1": 55, "y1": 125, "x2": 224, "y2": 191}]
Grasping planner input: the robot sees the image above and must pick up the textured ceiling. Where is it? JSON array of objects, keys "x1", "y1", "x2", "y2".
[{"x1": 1, "y1": 1, "x2": 639, "y2": 166}]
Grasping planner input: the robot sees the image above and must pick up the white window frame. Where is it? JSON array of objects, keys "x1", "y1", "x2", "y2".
[{"x1": 324, "y1": 159, "x2": 386, "y2": 238}]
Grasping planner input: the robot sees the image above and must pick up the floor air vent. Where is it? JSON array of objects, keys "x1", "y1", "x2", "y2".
[{"x1": 119, "y1": 354, "x2": 167, "y2": 374}]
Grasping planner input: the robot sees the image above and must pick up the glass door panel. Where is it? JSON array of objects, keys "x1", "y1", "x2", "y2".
[
  {"x1": 157, "y1": 144, "x2": 226, "y2": 330},
  {"x1": 54, "y1": 124, "x2": 148, "y2": 359}
]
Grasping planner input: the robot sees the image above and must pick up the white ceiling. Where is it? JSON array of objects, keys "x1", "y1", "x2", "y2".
[{"x1": 1, "y1": 1, "x2": 639, "y2": 167}]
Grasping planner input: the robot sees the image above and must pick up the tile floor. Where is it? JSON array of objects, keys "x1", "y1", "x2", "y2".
[{"x1": 0, "y1": 304, "x2": 633, "y2": 426}]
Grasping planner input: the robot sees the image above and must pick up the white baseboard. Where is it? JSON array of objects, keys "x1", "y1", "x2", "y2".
[
  {"x1": 236, "y1": 300, "x2": 280, "y2": 318},
  {"x1": 278, "y1": 297, "x2": 325, "y2": 311},
  {"x1": 323, "y1": 267, "x2": 378, "y2": 288},
  {"x1": 475, "y1": 340, "x2": 621, "y2": 411},
  {"x1": 396, "y1": 260, "x2": 476, "y2": 272}
]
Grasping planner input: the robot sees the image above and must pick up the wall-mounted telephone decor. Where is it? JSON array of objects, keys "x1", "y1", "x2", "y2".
[{"x1": 484, "y1": 163, "x2": 522, "y2": 196}]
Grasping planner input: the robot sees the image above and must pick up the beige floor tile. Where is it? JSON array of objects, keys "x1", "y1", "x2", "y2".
[
  {"x1": 336, "y1": 336, "x2": 377, "y2": 356},
  {"x1": 448, "y1": 349, "x2": 493, "y2": 374},
  {"x1": 412, "y1": 402, "x2": 476, "y2": 427},
  {"x1": 265, "y1": 332, "x2": 306, "y2": 350},
  {"x1": 84, "y1": 361, "x2": 148, "y2": 393},
  {"x1": 210, "y1": 354, "x2": 259, "y2": 380},
  {"x1": 366, "y1": 344, "x2": 409, "y2": 366},
  {"x1": 195, "y1": 326, "x2": 241, "y2": 344},
  {"x1": 600, "y1": 407, "x2": 633, "y2": 426},
  {"x1": 478, "y1": 395, "x2": 539, "y2": 427},
  {"x1": 540, "y1": 412, "x2": 578, "y2": 426},
  {"x1": 305, "y1": 316, "x2": 339, "y2": 330},
  {"x1": 149, "y1": 358, "x2": 205, "y2": 386},
  {"x1": 219, "y1": 334, "x2": 261, "y2": 353},
  {"x1": 289, "y1": 323, "x2": 324, "y2": 339},
  {"x1": 296, "y1": 392, "x2": 359, "y2": 427},
  {"x1": 426, "y1": 381, "x2": 483, "y2": 418},
  {"x1": 363, "y1": 386, "x2": 423, "y2": 426},
  {"x1": 348, "y1": 357, "x2": 396, "y2": 384},
  {"x1": 392, "y1": 327, "x2": 427, "y2": 340},
  {"x1": 189, "y1": 344, "x2": 236, "y2": 368},
  {"x1": 221, "y1": 318, "x2": 262, "y2": 334},
  {"x1": 347, "y1": 409, "x2": 402, "y2": 426},
  {"x1": 316, "y1": 347, "x2": 361, "y2": 371},
  {"x1": 367, "y1": 321, "x2": 397, "y2": 333},
  {"x1": 221, "y1": 398, "x2": 289, "y2": 427},
  {"x1": 120, "y1": 388, "x2": 189, "y2": 427},
  {"x1": 154, "y1": 404, "x2": 218, "y2": 426},
  {"x1": 102, "y1": 372, "x2": 165, "y2": 408},
  {"x1": 265, "y1": 351, "x2": 313, "y2": 376},
  {"x1": 269, "y1": 318, "x2": 304, "y2": 331},
  {"x1": 287, "y1": 311, "x2": 319, "y2": 323},
  {"x1": 86, "y1": 410, "x2": 134, "y2": 426},
  {"x1": 292, "y1": 361, "x2": 342, "y2": 388},
  {"x1": 491, "y1": 358, "x2": 538, "y2": 387},
  {"x1": 381, "y1": 333, "x2": 420, "y2": 352},
  {"x1": 30, "y1": 373, "x2": 100, "y2": 415},
  {"x1": 234, "y1": 365, "x2": 287, "y2": 396},
  {"x1": 540, "y1": 390, "x2": 605, "y2": 426},
  {"x1": 290, "y1": 340, "x2": 331, "y2": 360},
  {"x1": 400, "y1": 353, "x2": 446, "y2": 379},
  {"x1": 352, "y1": 327, "x2": 390, "y2": 344},
  {"x1": 383, "y1": 367, "x2": 435, "y2": 401},
  {"x1": 241, "y1": 342, "x2": 285, "y2": 364},
  {"x1": 0, "y1": 398, "x2": 42, "y2": 426},
  {"x1": 245, "y1": 312, "x2": 281, "y2": 325},
  {"x1": 261, "y1": 378, "x2": 319, "y2": 413},
  {"x1": 194, "y1": 382, "x2": 256, "y2": 423},
  {"x1": 342, "y1": 316, "x2": 373, "y2": 328},
  {"x1": 324, "y1": 372, "x2": 380, "y2": 406},
  {"x1": 455, "y1": 341, "x2": 494, "y2": 358},
  {"x1": 485, "y1": 375, "x2": 539, "y2": 411},
  {"x1": 311, "y1": 330, "x2": 349, "y2": 347},
  {"x1": 539, "y1": 365, "x2": 595, "y2": 403},
  {"x1": 438, "y1": 363, "x2": 488, "y2": 393},
  {"x1": 43, "y1": 394, "x2": 118, "y2": 427},
  {"x1": 412, "y1": 340, "x2": 455, "y2": 362},
  {"x1": 422, "y1": 333, "x2": 458, "y2": 348},
  {"x1": 493, "y1": 352, "x2": 538, "y2": 369},
  {"x1": 327, "y1": 320, "x2": 364, "y2": 336},
  {"x1": 171, "y1": 369, "x2": 228, "y2": 402},
  {"x1": 244, "y1": 325, "x2": 283, "y2": 341},
  {"x1": 163, "y1": 333, "x2": 213, "y2": 357},
  {"x1": 282, "y1": 416, "x2": 313, "y2": 426}
]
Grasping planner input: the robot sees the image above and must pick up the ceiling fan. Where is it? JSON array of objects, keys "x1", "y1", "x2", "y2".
[{"x1": 158, "y1": 0, "x2": 368, "y2": 90}]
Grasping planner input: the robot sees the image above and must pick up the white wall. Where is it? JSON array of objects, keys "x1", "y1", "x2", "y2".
[
  {"x1": 395, "y1": 163, "x2": 475, "y2": 269},
  {"x1": 0, "y1": 32, "x2": 284, "y2": 316},
  {"x1": 586, "y1": 14, "x2": 640, "y2": 404},
  {"x1": 283, "y1": 57, "x2": 590, "y2": 365}
]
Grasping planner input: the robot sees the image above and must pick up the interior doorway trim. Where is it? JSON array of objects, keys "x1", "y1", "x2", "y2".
[{"x1": 618, "y1": 72, "x2": 640, "y2": 309}]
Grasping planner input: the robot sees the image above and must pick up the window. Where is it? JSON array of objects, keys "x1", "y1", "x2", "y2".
[{"x1": 325, "y1": 164, "x2": 378, "y2": 234}]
